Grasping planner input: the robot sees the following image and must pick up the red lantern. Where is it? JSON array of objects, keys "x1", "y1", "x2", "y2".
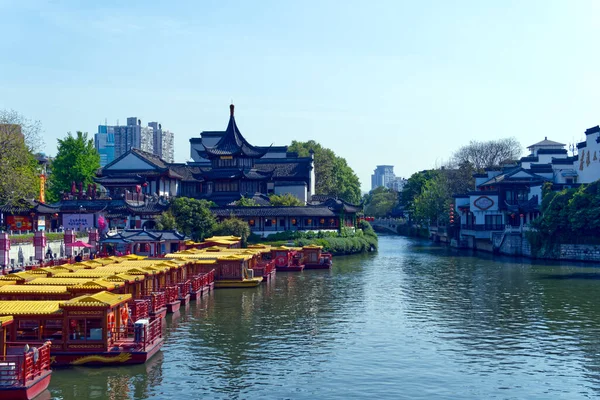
[
  {"x1": 142, "y1": 182, "x2": 148, "y2": 187},
  {"x1": 136, "y1": 185, "x2": 141, "y2": 194},
  {"x1": 520, "y1": 214, "x2": 524, "y2": 218},
  {"x1": 511, "y1": 214, "x2": 515, "y2": 218}
]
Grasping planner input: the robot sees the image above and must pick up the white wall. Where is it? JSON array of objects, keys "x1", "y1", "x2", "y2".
[{"x1": 576, "y1": 138, "x2": 600, "y2": 184}]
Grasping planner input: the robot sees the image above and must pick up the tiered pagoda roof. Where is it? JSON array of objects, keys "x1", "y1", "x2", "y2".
[{"x1": 202, "y1": 105, "x2": 269, "y2": 158}]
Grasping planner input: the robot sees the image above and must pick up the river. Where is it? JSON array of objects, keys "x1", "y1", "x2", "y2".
[{"x1": 47, "y1": 235, "x2": 600, "y2": 399}]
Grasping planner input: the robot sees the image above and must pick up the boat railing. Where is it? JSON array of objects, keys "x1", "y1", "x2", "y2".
[
  {"x1": 1, "y1": 341, "x2": 51, "y2": 387},
  {"x1": 163, "y1": 286, "x2": 178, "y2": 304},
  {"x1": 144, "y1": 292, "x2": 166, "y2": 314},
  {"x1": 142, "y1": 318, "x2": 163, "y2": 351},
  {"x1": 177, "y1": 281, "x2": 191, "y2": 299},
  {"x1": 129, "y1": 299, "x2": 149, "y2": 322}
]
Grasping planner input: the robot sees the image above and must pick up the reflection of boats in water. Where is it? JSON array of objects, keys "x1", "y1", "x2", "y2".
[{"x1": 50, "y1": 351, "x2": 164, "y2": 400}]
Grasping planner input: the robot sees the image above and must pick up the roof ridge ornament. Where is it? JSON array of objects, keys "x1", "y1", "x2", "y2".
[{"x1": 230, "y1": 104, "x2": 234, "y2": 117}]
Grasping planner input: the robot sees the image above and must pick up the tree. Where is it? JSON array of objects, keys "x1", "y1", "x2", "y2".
[
  {"x1": 0, "y1": 111, "x2": 42, "y2": 205},
  {"x1": 235, "y1": 196, "x2": 260, "y2": 207},
  {"x1": 269, "y1": 193, "x2": 304, "y2": 206},
  {"x1": 364, "y1": 186, "x2": 398, "y2": 217},
  {"x1": 412, "y1": 174, "x2": 450, "y2": 225},
  {"x1": 399, "y1": 170, "x2": 438, "y2": 212},
  {"x1": 170, "y1": 197, "x2": 216, "y2": 241},
  {"x1": 288, "y1": 140, "x2": 361, "y2": 203},
  {"x1": 48, "y1": 132, "x2": 100, "y2": 202},
  {"x1": 452, "y1": 137, "x2": 522, "y2": 171},
  {"x1": 155, "y1": 211, "x2": 177, "y2": 230},
  {"x1": 213, "y1": 216, "x2": 251, "y2": 246}
]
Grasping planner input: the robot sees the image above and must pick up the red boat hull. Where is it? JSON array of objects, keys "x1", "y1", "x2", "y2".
[
  {"x1": 1, "y1": 371, "x2": 51, "y2": 400},
  {"x1": 51, "y1": 339, "x2": 163, "y2": 367}
]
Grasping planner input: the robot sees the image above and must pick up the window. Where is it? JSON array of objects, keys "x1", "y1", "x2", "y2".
[
  {"x1": 215, "y1": 182, "x2": 239, "y2": 192},
  {"x1": 69, "y1": 318, "x2": 103, "y2": 341},
  {"x1": 44, "y1": 319, "x2": 63, "y2": 341},
  {"x1": 265, "y1": 219, "x2": 273, "y2": 227},
  {"x1": 17, "y1": 320, "x2": 40, "y2": 341},
  {"x1": 279, "y1": 219, "x2": 286, "y2": 227},
  {"x1": 484, "y1": 215, "x2": 503, "y2": 229},
  {"x1": 505, "y1": 189, "x2": 528, "y2": 205}
]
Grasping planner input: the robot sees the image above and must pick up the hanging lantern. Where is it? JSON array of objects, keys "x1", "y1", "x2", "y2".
[
  {"x1": 307, "y1": 219, "x2": 312, "y2": 225},
  {"x1": 249, "y1": 219, "x2": 255, "y2": 226},
  {"x1": 291, "y1": 218, "x2": 296, "y2": 225},
  {"x1": 320, "y1": 218, "x2": 325, "y2": 224},
  {"x1": 520, "y1": 214, "x2": 524, "y2": 218},
  {"x1": 511, "y1": 214, "x2": 515, "y2": 218},
  {"x1": 142, "y1": 182, "x2": 148, "y2": 187}
]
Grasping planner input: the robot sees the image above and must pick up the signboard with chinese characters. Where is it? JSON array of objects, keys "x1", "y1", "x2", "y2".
[
  {"x1": 473, "y1": 196, "x2": 494, "y2": 210},
  {"x1": 63, "y1": 214, "x2": 94, "y2": 230}
]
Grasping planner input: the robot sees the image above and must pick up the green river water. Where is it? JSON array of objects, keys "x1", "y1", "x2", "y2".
[{"x1": 46, "y1": 235, "x2": 600, "y2": 399}]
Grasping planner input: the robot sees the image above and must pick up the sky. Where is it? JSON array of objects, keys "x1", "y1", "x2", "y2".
[{"x1": 1, "y1": 0, "x2": 599, "y2": 192}]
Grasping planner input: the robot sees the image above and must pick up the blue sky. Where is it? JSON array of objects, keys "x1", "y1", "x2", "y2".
[{"x1": 1, "y1": 0, "x2": 599, "y2": 191}]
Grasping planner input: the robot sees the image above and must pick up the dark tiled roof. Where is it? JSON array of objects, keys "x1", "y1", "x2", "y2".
[
  {"x1": 478, "y1": 167, "x2": 547, "y2": 187},
  {"x1": 169, "y1": 164, "x2": 202, "y2": 182},
  {"x1": 536, "y1": 149, "x2": 568, "y2": 155},
  {"x1": 94, "y1": 175, "x2": 145, "y2": 185},
  {"x1": 520, "y1": 156, "x2": 539, "y2": 162},
  {"x1": 203, "y1": 106, "x2": 268, "y2": 158},
  {"x1": 254, "y1": 161, "x2": 311, "y2": 179},
  {"x1": 199, "y1": 168, "x2": 271, "y2": 181},
  {"x1": 552, "y1": 157, "x2": 575, "y2": 165},
  {"x1": 577, "y1": 141, "x2": 587, "y2": 149},
  {"x1": 585, "y1": 125, "x2": 600, "y2": 135}
]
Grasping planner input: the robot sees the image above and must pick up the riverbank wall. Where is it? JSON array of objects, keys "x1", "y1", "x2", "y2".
[{"x1": 398, "y1": 224, "x2": 600, "y2": 264}]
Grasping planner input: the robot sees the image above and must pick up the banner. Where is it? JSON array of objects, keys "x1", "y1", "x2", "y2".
[
  {"x1": 7, "y1": 216, "x2": 33, "y2": 231},
  {"x1": 63, "y1": 214, "x2": 94, "y2": 230}
]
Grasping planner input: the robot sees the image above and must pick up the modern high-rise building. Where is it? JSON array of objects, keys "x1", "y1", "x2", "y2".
[
  {"x1": 371, "y1": 165, "x2": 396, "y2": 190},
  {"x1": 95, "y1": 118, "x2": 174, "y2": 166}
]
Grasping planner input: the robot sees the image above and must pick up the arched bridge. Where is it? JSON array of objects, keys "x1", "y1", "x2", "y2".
[{"x1": 371, "y1": 218, "x2": 403, "y2": 234}]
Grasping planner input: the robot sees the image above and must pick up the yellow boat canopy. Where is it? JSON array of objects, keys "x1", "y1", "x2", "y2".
[
  {"x1": 0, "y1": 301, "x2": 63, "y2": 315},
  {"x1": 62, "y1": 291, "x2": 131, "y2": 308},
  {"x1": 0, "y1": 315, "x2": 13, "y2": 327},
  {"x1": 0, "y1": 285, "x2": 69, "y2": 295}
]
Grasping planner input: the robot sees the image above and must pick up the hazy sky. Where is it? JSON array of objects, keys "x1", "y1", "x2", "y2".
[{"x1": 1, "y1": 0, "x2": 599, "y2": 191}]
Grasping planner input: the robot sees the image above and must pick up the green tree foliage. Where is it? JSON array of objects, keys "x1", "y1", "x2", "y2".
[
  {"x1": 155, "y1": 211, "x2": 177, "y2": 230},
  {"x1": 49, "y1": 132, "x2": 100, "y2": 202},
  {"x1": 530, "y1": 180, "x2": 600, "y2": 246},
  {"x1": 269, "y1": 193, "x2": 304, "y2": 206},
  {"x1": 213, "y1": 216, "x2": 251, "y2": 246},
  {"x1": 170, "y1": 197, "x2": 216, "y2": 241},
  {"x1": 364, "y1": 186, "x2": 398, "y2": 217},
  {"x1": 288, "y1": 140, "x2": 361, "y2": 203},
  {"x1": 0, "y1": 111, "x2": 42, "y2": 205},
  {"x1": 412, "y1": 174, "x2": 450, "y2": 225},
  {"x1": 235, "y1": 196, "x2": 260, "y2": 207},
  {"x1": 400, "y1": 170, "x2": 439, "y2": 211}
]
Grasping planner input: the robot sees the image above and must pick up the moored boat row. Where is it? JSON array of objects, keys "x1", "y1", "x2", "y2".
[{"x1": 0, "y1": 235, "x2": 333, "y2": 399}]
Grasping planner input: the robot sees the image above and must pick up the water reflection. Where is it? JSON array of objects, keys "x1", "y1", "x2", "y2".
[
  {"x1": 50, "y1": 352, "x2": 164, "y2": 400},
  {"x1": 47, "y1": 236, "x2": 600, "y2": 399}
]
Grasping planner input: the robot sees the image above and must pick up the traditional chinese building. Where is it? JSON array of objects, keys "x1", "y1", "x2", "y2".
[{"x1": 95, "y1": 105, "x2": 315, "y2": 206}]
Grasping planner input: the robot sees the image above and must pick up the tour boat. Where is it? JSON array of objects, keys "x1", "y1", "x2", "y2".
[
  {"x1": 272, "y1": 247, "x2": 305, "y2": 272},
  {"x1": 302, "y1": 245, "x2": 333, "y2": 269},
  {"x1": 0, "y1": 292, "x2": 164, "y2": 366},
  {"x1": 0, "y1": 316, "x2": 52, "y2": 400}
]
